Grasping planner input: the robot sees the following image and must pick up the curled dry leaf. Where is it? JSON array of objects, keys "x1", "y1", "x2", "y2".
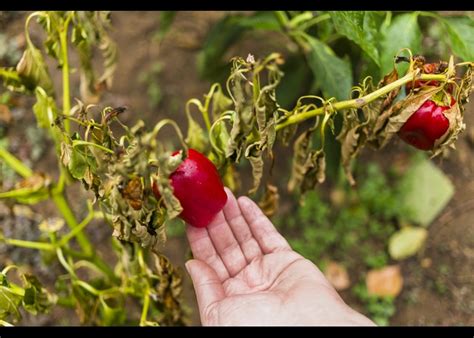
[
  {"x1": 337, "y1": 69, "x2": 400, "y2": 185},
  {"x1": 258, "y1": 183, "x2": 279, "y2": 217},
  {"x1": 366, "y1": 265, "x2": 403, "y2": 297},
  {"x1": 324, "y1": 261, "x2": 350, "y2": 291}
]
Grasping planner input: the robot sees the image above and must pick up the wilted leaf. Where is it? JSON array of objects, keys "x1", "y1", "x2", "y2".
[
  {"x1": 366, "y1": 265, "x2": 403, "y2": 297},
  {"x1": 71, "y1": 12, "x2": 117, "y2": 103},
  {"x1": 245, "y1": 143, "x2": 263, "y2": 194},
  {"x1": 156, "y1": 150, "x2": 184, "y2": 219},
  {"x1": 33, "y1": 87, "x2": 58, "y2": 129},
  {"x1": 121, "y1": 176, "x2": 144, "y2": 211},
  {"x1": 337, "y1": 109, "x2": 361, "y2": 186},
  {"x1": 21, "y1": 274, "x2": 57, "y2": 315},
  {"x1": 375, "y1": 86, "x2": 441, "y2": 148},
  {"x1": 399, "y1": 157, "x2": 454, "y2": 227},
  {"x1": 16, "y1": 44, "x2": 54, "y2": 95},
  {"x1": 389, "y1": 226, "x2": 428, "y2": 260},
  {"x1": 258, "y1": 183, "x2": 279, "y2": 217},
  {"x1": 300, "y1": 150, "x2": 326, "y2": 193},
  {"x1": 329, "y1": 11, "x2": 380, "y2": 66},
  {"x1": 307, "y1": 36, "x2": 353, "y2": 101},
  {"x1": 185, "y1": 111, "x2": 208, "y2": 153},
  {"x1": 324, "y1": 261, "x2": 350, "y2": 291},
  {"x1": 288, "y1": 130, "x2": 313, "y2": 192}
]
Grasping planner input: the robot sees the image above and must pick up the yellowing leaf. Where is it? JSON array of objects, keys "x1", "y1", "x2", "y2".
[
  {"x1": 388, "y1": 227, "x2": 427, "y2": 260},
  {"x1": 366, "y1": 265, "x2": 403, "y2": 297}
]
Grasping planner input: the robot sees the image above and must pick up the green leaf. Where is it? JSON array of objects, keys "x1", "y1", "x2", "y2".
[
  {"x1": 33, "y1": 87, "x2": 58, "y2": 129},
  {"x1": 276, "y1": 53, "x2": 312, "y2": 108},
  {"x1": 442, "y1": 16, "x2": 474, "y2": 62},
  {"x1": 0, "y1": 286, "x2": 22, "y2": 321},
  {"x1": 69, "y1": 147, "x2": 88, "y2": 180},
  {"x1": 185, "y1": 113, "x2": 208, "y2": 153},
  {"x1": 380, "y1": 12, "x2": 422, "y2": 76},
  {"x1": 399, "y1": 156, "x2": 454, "y2": 227},
  {"x1": 388, "y1": 227, "x2": 428, "y2": 260},
  {"x1": 329, "y1": 11, "x2": 380, "y2": 66},
  {"x1": 306, "y1": 37, "x2": 353, "y2": 101}
]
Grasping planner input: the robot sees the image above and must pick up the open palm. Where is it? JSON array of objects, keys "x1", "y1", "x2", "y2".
[{"x1": 185, "y1": 188, "x2": 375, "y2": 326}]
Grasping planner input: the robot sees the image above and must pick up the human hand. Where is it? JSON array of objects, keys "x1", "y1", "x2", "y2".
[{"x1": 185, "y1": 188, "x2": 375, "y2": 326}]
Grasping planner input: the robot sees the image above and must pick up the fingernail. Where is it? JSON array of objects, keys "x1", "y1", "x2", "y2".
[{"x1": 185, "y1": 260, "x2": 193, "y2": 274}]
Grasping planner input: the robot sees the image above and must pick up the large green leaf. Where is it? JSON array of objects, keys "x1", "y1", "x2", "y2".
[
  {"x1": 380, "y1": 12, "x2": 422, "y2": 76},
  {"x1": 275, "y1": 53, "x2": 312, "y2": 108},
  {"x1": 442, "y1": 16, "x2": 474, "y2": 62},
  {"x1": 388, "y1": 227, "x2": 428, "y2": 260},
  {"x1": 306, "y1": 37, "x2": 353, "y2": 101},
  {"x1": 329, "y1": 11, "x2": 380, "y2": 66},
  {"x1": 399, "y1": 156, "x2": 454, "y2": 227}
]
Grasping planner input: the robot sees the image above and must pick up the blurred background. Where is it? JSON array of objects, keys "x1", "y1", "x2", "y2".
[{"x1": 0, "y1": 11, "x2": 473, "y2": 325}]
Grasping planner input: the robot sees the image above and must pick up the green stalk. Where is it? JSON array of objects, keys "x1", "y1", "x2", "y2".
[
  {"x1": 59, "y1": 14, "x2": 73, "y2": 134},
  {"x1": 52, "y1": 191, "x2": 93, "y2": 255},
  {"x1": 1, "y1": 238, "x2": 55, "y2": 251},
  {"x1": 0, "y1": 148, "x2": 33, "y2": 178},
  {"x1": 275, "y1": 73, "x2": 447, "y2": 131}
]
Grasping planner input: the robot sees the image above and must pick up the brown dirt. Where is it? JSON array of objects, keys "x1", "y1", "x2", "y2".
[{"x1": 1, "y1": 11, "x2": 473, "y2": 326}]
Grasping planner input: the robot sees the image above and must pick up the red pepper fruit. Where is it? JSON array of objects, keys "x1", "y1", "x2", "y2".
[
  {"x1": 152, "y1": 149, "x2": 227, "y2": 228},
  {"x1": 398, "y1": 97, "x2": 455, "y2": 151}
]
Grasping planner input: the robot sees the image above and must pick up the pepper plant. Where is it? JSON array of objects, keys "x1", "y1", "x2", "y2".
[{"x1": 0, "y1": 11, "x2": 472, "y2": 326}]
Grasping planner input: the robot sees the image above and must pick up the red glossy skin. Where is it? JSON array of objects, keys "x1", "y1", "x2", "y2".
[
  {"x1": 153, "y1": 149, "x2": 227, "y2": 228},
  {"x1": 398, "y1": 100, "x2": 451, "y2": 151}
]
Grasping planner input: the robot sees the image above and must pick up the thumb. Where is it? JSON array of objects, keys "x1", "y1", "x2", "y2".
[{"x1": 186, "y1": 259, "x2": 225, "y2": 320}]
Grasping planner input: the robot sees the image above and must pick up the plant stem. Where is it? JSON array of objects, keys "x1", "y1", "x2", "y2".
[
  {"x1": 298, "y1": 13, "x2": 331, "y2": 31},
  {"x1": 52, "y1": 191, "x2": 93, "y2": 255},
  {"x1": 139, "y1": 287, "x2": 151, "y2": 326},
  {"x1": 275, "y1": 73, "x2": 447, "y2": 131},
  {"x1": 59, "y1": 14, "x2": 72, "y2": 134},
  {"x1": 0, "y1": 148, "x2": 33, "y2": 178},
  {"x1": 2, "y1": 238, "x2": 55, "y2": 251}
]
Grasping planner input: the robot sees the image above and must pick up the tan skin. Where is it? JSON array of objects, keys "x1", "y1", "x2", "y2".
[{"x1": 185, "y1": 188, "x2": 375, "y2": 326}]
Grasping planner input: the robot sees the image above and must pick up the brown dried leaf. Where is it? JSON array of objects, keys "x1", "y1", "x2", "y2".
[
  {"x1": 258, "y1": 184, "x2": 279, "y2": 217},
  {"x1": 366, "y1": 265, "x2": 403, "y2": 297},
  {"x1": 375, "y1": 86, "x2": 442, "y2": 149},
  {"x1": 301, "y1": 150, "x2": 326, "y2": 193},
  {"x1": 121, "y1": 176, "x2": 144, "y2": 211},
  {"x1": 288, "y1": 130, "x2": 313, "y2": 192},
  {"x1": 245, "y1": 143, "x2": 263, "y2": 195}
]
